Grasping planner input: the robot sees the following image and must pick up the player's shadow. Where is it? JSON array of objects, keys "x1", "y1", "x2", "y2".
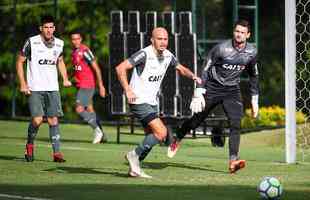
[
  {"x1": 0, "y1": 135, "x2": 139, "y2": 145},
  {"x1": 0, "y1": 155, "x2": 25, "y2": 161},
  {"x1": 0, "y1": 155, "x2": 52, "y2": 162},
  {"x1": 43, "y1": 166, "x2": 128, "y2": 177},
  {"x1": 141, "y1": 161, "x2": 226, "y2": 173}
]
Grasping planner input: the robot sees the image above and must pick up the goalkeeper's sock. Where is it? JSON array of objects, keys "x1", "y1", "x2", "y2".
[
  {"x1": 49, "y1": 124, "x2": 61, "y2": 153},
  {"x1": 229, "y1": 127, "x2": 240, "y2": 161},
  {"x1": 27, "y1": 123, "x2": 39, "y2": 144},
  {"x1": 135, "y1": 134, "x2": 160, "y2": 160},
  {"x1": 79, "y1": 111, "x2": 98, "y2": 129}
]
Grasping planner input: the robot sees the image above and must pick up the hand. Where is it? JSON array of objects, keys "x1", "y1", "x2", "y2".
[
  {"x1": 20, "y1": 83, "x2": 31, "y2": 95},
  {"x1": 125, "y1": 87, "x2": 136, "y2": 104},
  {"x1": 99, "y1": 85, "x2": 106, "y2": 98},
  {"x1": 193, "y1": 76, "x2": 202, "y2": 85},
  {"x1": 63, "y1": 80, "x2": 72, "y2": 87},
  {"x1": 190, "y1": 88, "x2": 206, "y2": 113},
  {"x1": 251, "y1": 95, "x2": 259, "y2": 118}
]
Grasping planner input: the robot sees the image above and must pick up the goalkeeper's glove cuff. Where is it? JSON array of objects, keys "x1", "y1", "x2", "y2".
[{"x1": 194, "y1": 87, "x2": 206, "y2": 97}]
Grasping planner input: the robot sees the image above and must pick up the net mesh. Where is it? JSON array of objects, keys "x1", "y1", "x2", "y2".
[{"x1": 296, "y1": 0, "x2": 310, "y2": 161}]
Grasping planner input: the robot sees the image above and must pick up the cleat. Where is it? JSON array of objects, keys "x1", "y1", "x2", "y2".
[
  {"x1": 139, "y1": 170, "x2": 152, "y2": 178},
  {"x1": 167, "y1": 137, "x2": 181, "y2": 158},
  {"x1": 92, "y1": 127, "x2": 103, "y2": 144},
  {"x1": 53, "y1": 152, "x2": 66, "y2": 163},
  {"x1": 229, "y1": 159, "x2": 246, "y2": 174},
  {"x1": 24, "y1": 144, "x2": 34, "y2": 162},
  {"x1": 128, "y1": 169, "x2": 152, "y2": 179},
  {"x1": 125, "y1": 150, "x2": 141, "y2": 175}
]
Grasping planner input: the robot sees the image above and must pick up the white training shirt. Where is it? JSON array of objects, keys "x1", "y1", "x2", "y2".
[
  {"x1": 21, "y1": 35, "x2": 64, "y2": 91},
  {"x1": 128, "y1": 45, "x2": 178, "y2": 105}
]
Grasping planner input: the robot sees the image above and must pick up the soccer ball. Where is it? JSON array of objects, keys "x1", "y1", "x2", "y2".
[{"x1": 257, "y1": 177, "x2": 283, "y2": 199}]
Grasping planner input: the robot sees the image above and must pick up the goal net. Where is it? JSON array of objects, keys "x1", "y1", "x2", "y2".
[{"x1": 296, "y1": 0, "x2": 310, "y2": 161}]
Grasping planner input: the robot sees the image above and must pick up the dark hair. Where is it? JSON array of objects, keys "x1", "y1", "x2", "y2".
[
  {"x1": 234, "y1": 19, "x2": 251, "y2": 33},
  {"x1": 41, "y1": 15, "x2": 55, "y2": 25},
  {"x1": 69, "y1": 29, "x2": 83, "y2": 37}
]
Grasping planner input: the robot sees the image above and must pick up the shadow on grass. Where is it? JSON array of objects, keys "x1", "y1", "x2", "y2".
[
  {"x1": 0, "y1": 155, "x2": 52, "y2": 163},
  {"x1": 142, "y1": 161, "x2": 226, "y2": 173},
  {"x1": 0, "y1": 183, "x2": 309, "y2": 200},
  {"x1": 43, "y1": 166, "x2": 128, "y2": 177},
  {"x1": 0, "y1": 135, "x2": 139, "y2": 146}
]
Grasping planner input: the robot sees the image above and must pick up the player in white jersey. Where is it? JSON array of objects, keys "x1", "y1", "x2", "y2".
[
  {"x1": 16, "y1": 15, "x2": 72, "y2": 162},
  {"x1": 116, "y1": 27, "x2": 201, "y2": 178}
]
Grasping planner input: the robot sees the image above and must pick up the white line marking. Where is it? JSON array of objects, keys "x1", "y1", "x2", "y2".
[{"x1": 0, "y1": 193, "x2": 52, "y2": 200}]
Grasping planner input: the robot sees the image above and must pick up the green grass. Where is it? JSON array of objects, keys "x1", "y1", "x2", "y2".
[{"x1": 0, "y1": 120, "x2": 309, "y2": 200}]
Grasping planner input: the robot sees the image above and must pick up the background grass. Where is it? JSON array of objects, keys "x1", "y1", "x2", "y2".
[{"x1": 0, "y1": 120, "x2": 309, "y2": 200}]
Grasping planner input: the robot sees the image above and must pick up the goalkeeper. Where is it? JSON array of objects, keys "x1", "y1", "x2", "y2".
[{"x1": 167, "y1": 19, "x2": 259, "y2": 173}]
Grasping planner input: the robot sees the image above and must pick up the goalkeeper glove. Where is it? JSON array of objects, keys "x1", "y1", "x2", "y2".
[
  {"x1": 190, "y1": 88, "x2": 206, "y2": 113},
  {"x1": 251, "y1": 95, "x2": 259, "y2": 118}
]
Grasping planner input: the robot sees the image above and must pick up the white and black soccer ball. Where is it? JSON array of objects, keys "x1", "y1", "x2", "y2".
[{"x1": 257, "y1": 177, "x2": 283, "y2": 200}]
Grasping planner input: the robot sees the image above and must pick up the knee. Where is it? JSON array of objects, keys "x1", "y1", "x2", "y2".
[
  {"x1": 76, "y1": 105, "x2": 84, "y2": 113},
  {"x1": 47, "y1": 117, "x2": 59, "y2": 126},
  {"x1": 154, "y1": 126, "x2": 167, "y2": 141},
  {"x1": 32, "y1": 117, "x2": 43, "y2": 127}
]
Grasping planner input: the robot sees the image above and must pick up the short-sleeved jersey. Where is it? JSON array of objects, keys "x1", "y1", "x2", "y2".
[
  {"x1": 71, "y1": 44, "x2": 96, "y2": 89},
  {"x1": 21, "y1": 34, "x2": 64, "y2": 91},
  {"x1": 200, "y1": 39, "x2": 259, "y2": 96},
  {"x1": 128, "y1": 45, "x2": 179, "y2": 105}
]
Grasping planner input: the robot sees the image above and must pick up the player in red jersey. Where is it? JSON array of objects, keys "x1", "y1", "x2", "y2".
[{"x1": 70, "y1": 30, "x2": 107, "y2": 144}]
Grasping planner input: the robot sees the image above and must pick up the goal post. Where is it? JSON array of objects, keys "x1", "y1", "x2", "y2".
[{"x1": 285, "y1": 0, "x2": 296, "y2": 164}]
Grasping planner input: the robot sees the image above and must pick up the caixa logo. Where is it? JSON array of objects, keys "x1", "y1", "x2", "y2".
[
  {"x1": 148, "y1": 75, "x2": 163, "y2": 82},
  {"x1": 222, "y1": 64, "x2": 245, "y2": 71},
  {"x1": 38, "y1": 59, "x2": 56, "y2": 65}
]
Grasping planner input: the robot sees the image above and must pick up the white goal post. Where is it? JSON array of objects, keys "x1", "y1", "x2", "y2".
[{"x1": 285, "y1": 0, "x2": 296, "y2": 164}]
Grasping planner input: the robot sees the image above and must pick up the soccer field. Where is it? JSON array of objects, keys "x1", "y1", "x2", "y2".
[{"x1": 0, "y1": 120, "x2": 309, "y2": 200}]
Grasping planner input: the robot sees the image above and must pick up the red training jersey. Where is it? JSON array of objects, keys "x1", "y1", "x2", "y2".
[{"x1": 71, "y1": 44, "x2": 96, "y2": 88}]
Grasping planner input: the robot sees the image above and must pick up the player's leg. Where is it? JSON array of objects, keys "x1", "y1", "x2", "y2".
[
  {"x1": 25, "y1": 91, "x2": 44, "y2": 162},
  {"x1": 76, "y1": 88, "x2": 106, "y2": 143},
  {"x1": 167, "y1": 97, "x2": 219, "y2": 158},
  {"x1": 138, "y1": 126, "x2": 153, "y2": 161},
  {"x1": 125, "y1": 104, "x2": 161, "y2": 178},
  {"x1": 86, "y1": 105, "x2": 108, "y2": 143},
  {"x1": 223, "y1": 94, "x2": 245, "y2": 173},
  {"x1": 76, "y1": 89, "x2": 97, "y2": 129},
  {"x1": 46, "y1": 91, "x2": 65, "y2": 162}
]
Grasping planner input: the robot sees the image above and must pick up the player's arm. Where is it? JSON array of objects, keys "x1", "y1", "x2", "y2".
[
  {"x1": 85, "y1": 50, "x2": 106, "y2": 97},
  {"x1": 170, "y1": 55, "x2": 201, "y2": 84},
  {"x1": 246, "y1": 56, "x2": 259, "y2": 118},
  {"x1": 199, "y1": 44, "x2": 220, "y2": 88},
  {"x1": 57, "y1": 55, "x2": 72, "y2": 87},
  {"x1": 16, "y1": 39, "x2": 31, "y2": 95},
  {"x1": 189, "y1": 44, "x2": 219, "y2": 113},
  {"x1": 116, "y1": 50, "x2": 146, "y2": 103},
  {"x1": 90, "y1": 60, "x2": 106, "y2": 97},
  {"x1": 16, "y1": 54, "x2": 30, "y2": 95},
  {"x1": 115, "y1": 59, "x2": 135, "y2": 103},
  {"x1": 176, "y1": 64, "x2": 201, "y2": 84}
]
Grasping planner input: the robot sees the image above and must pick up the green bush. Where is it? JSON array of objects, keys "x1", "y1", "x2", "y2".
[{"x1": 241, "y1": 105, "x2": 307, "y2": 128}]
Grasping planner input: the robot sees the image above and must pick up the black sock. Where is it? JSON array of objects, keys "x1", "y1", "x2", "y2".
[
  {"x1": 229, "y1": 127, "x2": 240, "y2": 160},
  {"x1": 27, "y1": 123, "x2": 39, "y2": 144}
]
